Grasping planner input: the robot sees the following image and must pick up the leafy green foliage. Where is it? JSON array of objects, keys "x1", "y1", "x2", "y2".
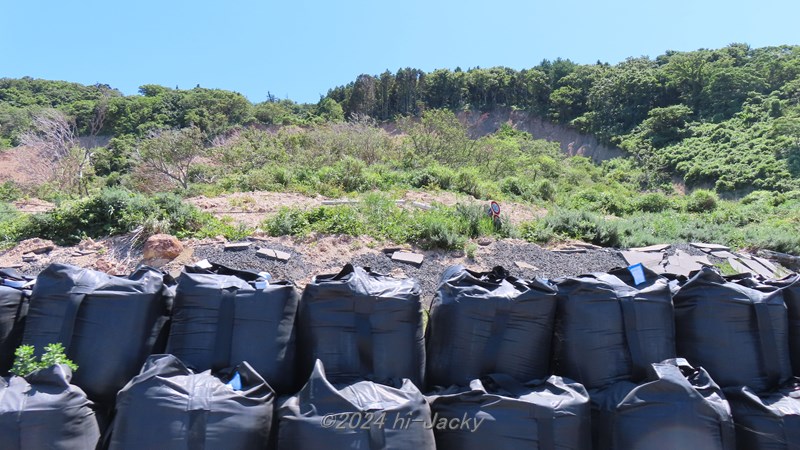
[
  {"x1": 15, "y1": 188, "x2": 245, "y2": 245},
  {"x1": 11, "y1": 343, "x2": 78, "y2": 377},
  {"x1": 263, "y1": 194, "x2": 511, "y2": 250}
]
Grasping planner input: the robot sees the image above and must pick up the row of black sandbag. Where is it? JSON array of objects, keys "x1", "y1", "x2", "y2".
[
  {"x1": 5, "y1": 262, "x2": 797, "y2": 397},
  {"x1": 0, "y1": 355, "x2": 741, "y2": 450}
]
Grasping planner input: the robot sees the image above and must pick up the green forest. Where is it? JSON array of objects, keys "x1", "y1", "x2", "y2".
[{"x1": 1, "y1": 43, "x2": 799, "y2": 253}]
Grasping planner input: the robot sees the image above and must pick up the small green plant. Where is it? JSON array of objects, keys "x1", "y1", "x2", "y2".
[
  {"x1": 465, "y1": 242, "x2": 478, "y2": 259},
  {"x1": 10, "y1": 343, "x2": 78, "y2": 377}
]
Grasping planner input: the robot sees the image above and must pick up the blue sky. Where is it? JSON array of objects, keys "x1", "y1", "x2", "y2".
[{"x1": 2, "y1": 0, "x2": 798, "y2": 104}]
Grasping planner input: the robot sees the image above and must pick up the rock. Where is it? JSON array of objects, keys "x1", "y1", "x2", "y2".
[
  {"x1": 690, "y1": 242, "x2": 730, "y2": 252},
  {"x1": 256, "y1": 248, "x2": 291, "y2": 261},
  {"x1": 14, "y1": 238, "x2": 55, "y2": 255},
  {"x1": 95, "y1": 258, "x2": 124, "y2": 275},
  {"x1": 710, "y1": 250, "x2": 736, "y2": 259},
  {"x1": 621, "y1": 250, "x2": 664, "y2": 269},
  {"x1": 224, "y1": 242, "x2": 251, "y2": 251},
  {"x1": 411, "y1": 201, "x2": 432, "y2": 210},
  {"x1": 142, "y1": 234, "x2": 183, "y2": 261},
  {"x1": 515, "y1": 261, "x2": 539, "y2": 270},
  {"x1": 391, "y1": 251, "x2": 424, "y2": 267},
  {"x1": 21, "y1": 253, "x2": 37, "y2": 262},
  {"x1": 629, "y1": 244, "x2": 671, "y2": 252},
  {"x1": 728, "y1": 257, "x2": 752, "y2": 275},
  {"x1": 477, "y1": 237, "x2": 493, "y2": 246}
]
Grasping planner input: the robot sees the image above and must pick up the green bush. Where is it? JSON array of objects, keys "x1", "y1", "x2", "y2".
[
  {"x1": 635, "y1": 192, "x2": 672, "y2": 213},
  {"x1": 534, "y1": 179, "x2": 557, "y2": 202},
  {"x1": 541, "y1": 209, "x2": 621, "y2": 247},
  {"x1": 15, "y1": 188, "x2": 241, "y2": 245},
  {"x1": 686, "y1": 189, "x2": 719, "y2": 212},
  {"x1": 0, "y1": 181, "x2": 22, "y2": 202},
  {"x1": 11, "y1": 343, "x2": 78, "y2": 377}
]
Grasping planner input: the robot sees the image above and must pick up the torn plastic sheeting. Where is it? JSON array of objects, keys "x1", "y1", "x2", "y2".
[
  {"x1": 167, "y1": 262, "x2": 299, "y2": 394},
  {"x1": 426, "y1": 373, "x2": 591, "y2": 450},
  {"x1": 297, "y1": 264, "x2": 425, "y2": 387},
  {"x1": 426, "y1": 265, "x2": 557, "y2": 388},
  {"x1": 591, "y1": 358, "x2": 735, "y2": 450},
  {"x1": 109, "y1": 354, "x2": 273, "y2": 450}
]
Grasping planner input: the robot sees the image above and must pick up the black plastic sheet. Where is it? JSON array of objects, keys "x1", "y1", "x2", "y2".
[
  {"x1": 426, "y1": 265, "x2": 557, "y2": 388},
  {"x1": 167, "y1": 262, "x2": 299, "y2": 394},
  {"x1": 109, "y1": 354, "x2": 273, "y2": 450},
  {"x1": 553, "y1": 271, "x2": 676, "y2": 389},
  {"x1": 427, "y1": 373, "x2": 591, "y2": 450},
  {"x1": 0, "y1": 364, "x2": 100, "y2": 450},
  {"x1": 277, "y1": 359, "x2": 436, "y2": 450},
  {"x1": 298, "y1": 264, "x2": 425, "y2": 386},
  {"x1": 673, "y1": 267, "x2": 791, "y2": 392},
  {"x1": 22, "y1": 263, "x2": 173, "y2": 405},
  {"x1": 0, "y1": 268, "x2": 31, "y2": 375},
  {"x1": 725, "y1": 379, "x2": 800, "y2": 450},
  {"x1": 591, "y1": 358, "x2": 735, "y2": 450}
]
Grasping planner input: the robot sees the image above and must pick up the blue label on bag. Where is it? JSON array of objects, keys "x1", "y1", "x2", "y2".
[
  {"x1": 628, "y1": 263, "x2": 646, "y2": 286},
  {"x1": 226, "y1": 371, "x2": 242, "y2": 390}
]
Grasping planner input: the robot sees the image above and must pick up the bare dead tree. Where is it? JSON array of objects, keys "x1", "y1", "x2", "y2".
[{"x1": 19, "y1": 109, "x2": 78, "y2": 160}]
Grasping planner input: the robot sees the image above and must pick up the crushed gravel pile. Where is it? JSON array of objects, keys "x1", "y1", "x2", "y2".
[{"x1": 192, "y1": 239, "x2": 628, "y2": 306}]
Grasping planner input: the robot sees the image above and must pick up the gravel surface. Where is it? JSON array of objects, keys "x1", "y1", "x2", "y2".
[{"x1": 192, "y1": 239, "x2": 628, "y2": 307}]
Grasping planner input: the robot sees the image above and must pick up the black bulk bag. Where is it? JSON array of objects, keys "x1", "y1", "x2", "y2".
[
  {"x1": 167, "y1": 262, "x2": 299, "y2": 394},
  {"x1": 297, "y1": 264, "x2": 425, "y2": 386},
  {"x1": 764, "y1": 274, "x2": 800, "y2": 376},
  {"x1": 591, "y1": 358, "x2": 736, "y2": 450},
  {"x1": 22, "y1": 263, "x2": 172, "y2": 405},
  {"x1": 427, "y1": 373, "x2": 591, "y2": 450},
  {"x1": 552, "y1": 271, "x2": 676, "y2": 390},
  {"x1": 725, "y1": 379, "x2": 800, "y2": 450},
  {"x1": 109, "y1": 354, "x2": 274, "y2": 450},
  {"x1": 0, "y1": 364, "x2": 101, "y2": 450},
  {"x1": 426, "y1": 265, "x2": 558, "y2": 388},
  {"x1": 673, "y1": 267, "x2": 792, "y2": 393},
  {"x1": 277, "y1": 359, "x2": 436, "y2": 450},
  {"x1": 0, "y1": 268, "x2": 32, "y2": 375}
]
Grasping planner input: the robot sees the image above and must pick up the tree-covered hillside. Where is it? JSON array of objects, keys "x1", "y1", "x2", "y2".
[
  {"x1": 326, "y1": 44, "x2": 800, "y2": 193},
  {"x1": 2, "y1": 44, "x2": 799, "y2": 194},
  {"x1": 1, "y1": 44, "x2": 800, "y2": 255}
]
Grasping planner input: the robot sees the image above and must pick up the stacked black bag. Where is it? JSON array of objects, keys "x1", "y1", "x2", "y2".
[
  {"x1": 0, "y1": 364, "x2": 100, "y2": 450},
  {"x1": 725, "y1": 380, "x2": 800, "y2": 450},
  {"x1": 591, "y1": 358, "x2": 736, "y2": 450},
  {"x1": 0, "y1": 268, "x2": 31, "y2": 375},
  {"x1": 673, "y1": 268, "x2": 792, "y2": 393},
  {"x1": 426, "y1": 265, "x2": 558, "y2": 388},
  {"x1": 22, "y1": 263, "x2": 173, "y2": 406},
  {"x1": 110, "y1": 354, "x2": 274, "y2": 450},
  {"x1": 277, "y1": 359, "x2": 436, "y2": 450},
  {"x1": 764, "y1": 274, "x2": 800, "y2": 376},
  {"x1": 297, "y1": 264, "x2": 425, "y2": 386},
  {"x1": 553, "y1": 270, "x2": 676, "y2": 390},
  {"x1": 427, "y1": 373, "x2": 591, "y2": 449},
  {"x1": 167, "y1": 262, "x2": 299, "y2": 394}
]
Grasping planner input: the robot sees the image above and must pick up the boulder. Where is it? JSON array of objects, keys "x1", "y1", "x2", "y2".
[{"x1": 142, "y1": 234, "x2": 183, "y2": 261}]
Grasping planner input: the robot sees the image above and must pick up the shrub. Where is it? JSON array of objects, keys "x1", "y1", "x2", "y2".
[
  {"x1": 635, "y1": 192, "x2": 672, "y2": 213},
  {"x1": 11, "y1": 343, "x2": 78, "y2": 377},
  {"x1": 542, "y1": 209, "x2": 621, "y2": 247},
  {"x1": 686, "y1": 189, "x2": 719, "y2": 212},
  {"x1": 534, "y1": 179, "x2": 557, "y2": 202}
]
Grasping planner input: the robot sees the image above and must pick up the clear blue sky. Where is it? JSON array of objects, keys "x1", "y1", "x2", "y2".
[{"x1": 3, "y1": 0, "x2": 798, "y2": 104}]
